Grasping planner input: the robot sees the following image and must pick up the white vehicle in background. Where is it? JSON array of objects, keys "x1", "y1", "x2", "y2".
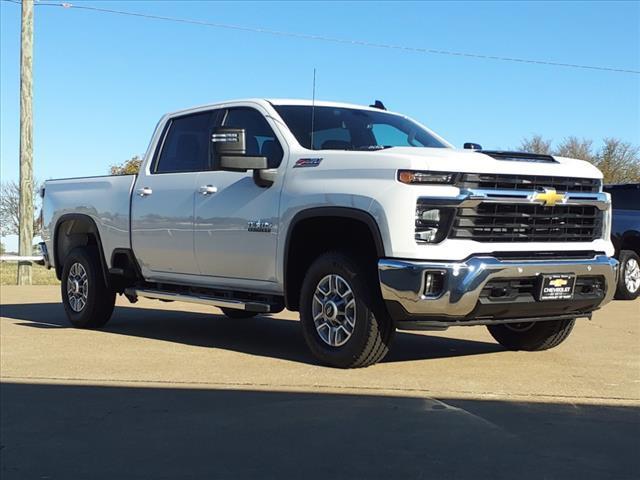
[{"x1": 41, "y1": 99, "x2": 618, "y2": 368}]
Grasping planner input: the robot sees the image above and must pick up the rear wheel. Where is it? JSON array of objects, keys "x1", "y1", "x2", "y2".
[
  {"x1": 61, "y1": 246, "x2": 116, "y2": 328},
  {"x1": 299, "y1": 251, "x2": 394, "y2": 368},
  {"x1": 615, "y1": 250, "x2": 640, "y2": 300},
  {"x1": 220, "y1": 308, "x2": 258, "y2": 319},
  {"x1": 487, "y1": 318, "x2": 575, "y2": 351}
]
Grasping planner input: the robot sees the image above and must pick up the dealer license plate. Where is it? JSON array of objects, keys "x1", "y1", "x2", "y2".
[{"x1": 539, "y1": 274, "x2": 576, "y2": 301}]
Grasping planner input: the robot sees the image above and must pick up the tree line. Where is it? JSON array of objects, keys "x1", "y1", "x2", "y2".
[{"x1": 519, "y1": 136, "x2": 640, "y2": 184}]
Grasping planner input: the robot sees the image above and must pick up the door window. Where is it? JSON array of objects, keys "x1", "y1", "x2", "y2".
[
  {"x1": 222, "y1": 108, "x2": 284, "y2": 168},
  {"x1": 154, "y1": 111, "x2": 213, "y2": 173},
  {"x1": 311, "y1": 128, "x2": 351, "y2": 150}
]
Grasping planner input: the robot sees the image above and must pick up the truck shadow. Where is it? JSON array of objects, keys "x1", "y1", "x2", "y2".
[
  {"x1": 1, "y1": 302, "x2": 503, "y2": 365},
  {"x1": 1, "y1": 382, "x2": 638, "y2": 480}
]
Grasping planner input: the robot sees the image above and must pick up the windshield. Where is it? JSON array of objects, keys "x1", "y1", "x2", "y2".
[{"x1": 274, "y1": 105, "x2": 449, "y2": 151}]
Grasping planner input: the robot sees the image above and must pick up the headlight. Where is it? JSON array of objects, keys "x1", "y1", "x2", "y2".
[
  {"x1": 415, "y1": 205, "x2": 455, "y2": 243},
  {"x1": 398, "y1": 170, "x2": 458, "y2": 185}
]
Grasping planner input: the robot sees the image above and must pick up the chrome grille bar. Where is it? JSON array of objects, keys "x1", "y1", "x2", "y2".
[{"x1": 457, "y1": 173, "x2": 601, "y2": 193}]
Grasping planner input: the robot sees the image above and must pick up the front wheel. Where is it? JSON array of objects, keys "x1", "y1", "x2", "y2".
[
  {"x1": 615, "y1": 250, "x2": 640, "y2": 300},
  {"x1": 487, "y1": 319, "x2": 575, "y2": 351},
  {"x1": 299, "y1": 252, "x2": 394, "y2": 368},
  {"x1": 61, "y1": 246, "x2": 116, "y2": 328}
]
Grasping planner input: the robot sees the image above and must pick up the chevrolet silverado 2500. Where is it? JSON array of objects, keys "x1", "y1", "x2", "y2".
[{"x1": 41, "y1": 99, "x2": 619, "y2": 368}]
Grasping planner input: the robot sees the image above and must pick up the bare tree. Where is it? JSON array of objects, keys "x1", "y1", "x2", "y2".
[
  {"x1": 518, "y1": 135, "x2": 640, "y2": 184},
  {"x1": 594, "y1": 138, "x2": 640, "y2": 184},
  {"x1": 110, "y1": 155, "x2": 142, "y2": 175},
  {"x1": 519, "y1": 135, "x2": 552, "y2": 155},
  {"x1": 555, "y1": 137, "x2": 595, "y2": 163},
  {"x1": 0, "y1": 180, "x2": 41, "y2": 238}
]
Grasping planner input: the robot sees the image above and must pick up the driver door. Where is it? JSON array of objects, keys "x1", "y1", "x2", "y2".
[{"x1": 194, "y1": 106, "x2": 286, "y2": 284}]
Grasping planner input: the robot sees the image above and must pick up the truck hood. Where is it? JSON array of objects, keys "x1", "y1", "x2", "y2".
[{"x1": 364, "y1": 147, "x2": 604, "y2": 179}]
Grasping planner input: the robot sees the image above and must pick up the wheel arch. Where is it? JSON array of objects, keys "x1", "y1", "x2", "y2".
[
  {"x1": 53, "y1": 213, "x2": 110, "y2": 287},
  {"x1": 619, "y1": 230, "x2": 640, "y2": 256},
  {"x1": 283, "y1": 207, "x2": 386, "y2": 311}
]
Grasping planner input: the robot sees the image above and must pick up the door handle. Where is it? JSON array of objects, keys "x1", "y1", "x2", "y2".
[
  {"x1": 137, "y1": 187, "x2": 153, "y2": 197},
  {"x1": 199, "y1": 185, "x2": 218, "y2": 195}
]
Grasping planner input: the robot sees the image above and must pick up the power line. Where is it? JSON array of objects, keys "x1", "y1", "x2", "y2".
[{"x1": 2, "y1": 0, "x2": 639, "y2": 74}]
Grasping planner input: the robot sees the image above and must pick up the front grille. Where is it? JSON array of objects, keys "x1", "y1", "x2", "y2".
[
  {"x1": 491, "y1": 251, "x2": 600, "y2": 260},
  {"x1": 458, "y1": 173, "x2": 600, "y2": 193},
  {"x1": 451, "y1": 203, "x2": 603, "y2": 242}
]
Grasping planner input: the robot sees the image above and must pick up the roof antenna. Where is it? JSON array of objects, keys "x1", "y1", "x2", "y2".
[{"x1": 310, "y1": 68, "x2": 316, "y2": 150}]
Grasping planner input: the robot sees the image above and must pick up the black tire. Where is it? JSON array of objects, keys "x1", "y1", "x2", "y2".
[
  {"x1": 61, "y1": 246, "x2": 116, "y2": 328},
  {"x1": 299, "y1": 251, "x2": 394, "y2": 368},
  {"x1": 220, "y1": 308, "x2": 259, "y2": 319},
  {"x1": 614, "y1": 250, "x2": 640, "y2": 300},
  {"x1": 487, "y1": 319, "x2": 575, "y2": 351}
]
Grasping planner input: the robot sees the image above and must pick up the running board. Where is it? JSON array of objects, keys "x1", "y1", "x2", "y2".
[{"x1": 125, "y1": 288, "x2": 271, "y2": 313}]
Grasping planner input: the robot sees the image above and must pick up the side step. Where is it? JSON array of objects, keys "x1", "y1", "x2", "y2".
[{"x1": 124, "y1": 288, "x2": 271, "y2": 313}]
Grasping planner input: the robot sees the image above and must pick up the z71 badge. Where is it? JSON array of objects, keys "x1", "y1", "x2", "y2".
[
  {"x1": 248, "y1": 220, "x2": 272, "y2": 233},
  {"x1": 294, "y1": 158, "x2": 323, "y2": 168}
]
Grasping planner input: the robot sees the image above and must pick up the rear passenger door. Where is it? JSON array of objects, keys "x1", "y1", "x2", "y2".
[
  {"x1": 131, "y1": 110, "x2": 218, "y2": 278},
  {"x1": 194, "y1": 106, "x2": 286, "y2": 285}
]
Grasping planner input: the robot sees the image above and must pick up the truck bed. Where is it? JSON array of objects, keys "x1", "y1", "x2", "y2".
[{"x1": 43, "y1": 175, "x2": 137, "y2": 269}]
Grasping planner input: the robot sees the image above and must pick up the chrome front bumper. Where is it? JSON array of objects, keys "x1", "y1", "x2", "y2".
[{"x1": 378, "y1": 254, "x2": 618, "y2": 324}]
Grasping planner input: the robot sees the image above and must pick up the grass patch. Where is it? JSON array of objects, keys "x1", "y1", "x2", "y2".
[{"x1": 0, "y1": 262, "x2": 59, "y2": 285}]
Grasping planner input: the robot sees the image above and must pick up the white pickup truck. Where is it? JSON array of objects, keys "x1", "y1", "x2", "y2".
[{"x1": 41, "y1": 99, "x2": 618, "y2": 368}]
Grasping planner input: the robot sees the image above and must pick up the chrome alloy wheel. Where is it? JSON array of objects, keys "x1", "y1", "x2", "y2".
[
  {"x1": 67, "y1": 262, "x2": 89, "y2": 312},
  {"x1": 625, "y1": 258, "x2": 640, "y2": 294},
  {"x1": 312, "y1": 274, "x2": 356, "y2": 347}
]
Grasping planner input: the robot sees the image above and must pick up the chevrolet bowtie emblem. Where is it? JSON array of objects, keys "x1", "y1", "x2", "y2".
[
  {"x1": 549, "y1": 278, "x2": 568, "y2": 287},
  {"x1": 532, "y1": 187, "x2": 567, "y2": 207}
]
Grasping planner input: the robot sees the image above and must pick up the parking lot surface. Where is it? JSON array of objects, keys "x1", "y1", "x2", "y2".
[{"x1": 1, "y1": 286, "x2": 639, "y2": 479}]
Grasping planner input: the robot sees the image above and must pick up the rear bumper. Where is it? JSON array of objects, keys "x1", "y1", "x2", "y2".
[{"x1": 378, "y1": 254, "x2": 618, "y2": 329}]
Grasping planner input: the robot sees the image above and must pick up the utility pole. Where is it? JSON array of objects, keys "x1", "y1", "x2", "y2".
[{"x1": 18, "y1": 0, "x2": 34, "y2": 285}]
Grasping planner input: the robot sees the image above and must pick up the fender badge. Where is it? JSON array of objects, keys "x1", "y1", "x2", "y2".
[
  {"x1": 294, "y1": 157, "x2": 323, "y2": 168},
  {"x1": 248, "y1": 220, "x2": 272, "y2": 233}
]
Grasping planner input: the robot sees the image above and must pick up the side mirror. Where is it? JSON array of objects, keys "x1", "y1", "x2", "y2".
[
  {"x1": 253, "y1": 168, "x2": 277, "y2": 188},
  {"x1": 212, "y1": 127, "x2": 269, "y2": 172},
  {"x1": 464, "y1": 142, "x2": 482, "y2": 150}
]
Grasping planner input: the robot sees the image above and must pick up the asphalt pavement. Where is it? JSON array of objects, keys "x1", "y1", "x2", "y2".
[{"x1": 1, "y1": 285, "x2": 639, "y2": 479}]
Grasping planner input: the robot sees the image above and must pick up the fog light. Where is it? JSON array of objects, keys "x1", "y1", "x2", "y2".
[
  {"x1": 415, "y1": 205, "x2": 455, "y2": 244},
  {"x1": 424, "y1": 271, "x2": 445, "y2": 297},
  {"x1": 420, "y1": 209, "x2": 440, "y2": 222},
  {"x1": 415, "y1": 228, "x2": 438, "y2": 243}
]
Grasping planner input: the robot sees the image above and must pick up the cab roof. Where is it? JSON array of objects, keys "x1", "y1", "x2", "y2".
[{"x1": 167, "y1": 98, "x2": 397, "y2": 118}]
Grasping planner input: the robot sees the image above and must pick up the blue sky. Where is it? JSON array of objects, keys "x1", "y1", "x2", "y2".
[{"x1": 1, "y1": 0, "x2": 639, "y2": 248}]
